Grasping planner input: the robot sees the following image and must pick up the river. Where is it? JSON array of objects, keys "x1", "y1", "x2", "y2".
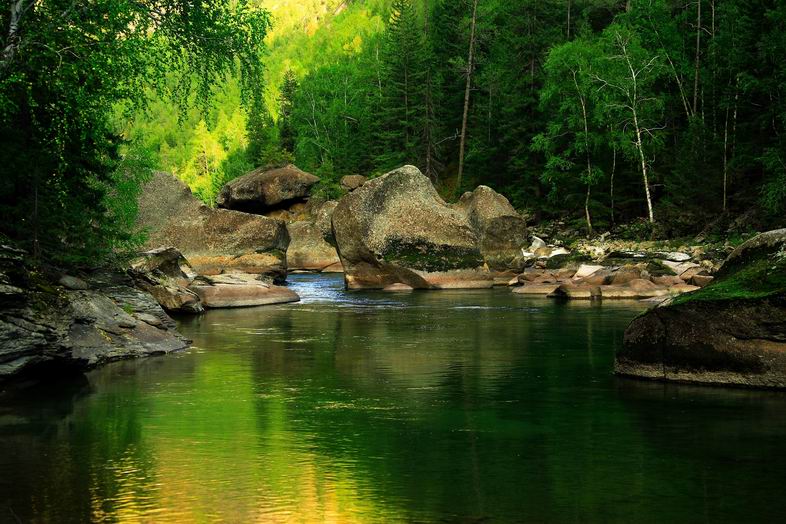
[{"x1": 1, "y1": 274, "x2": 785, "y2": 523}]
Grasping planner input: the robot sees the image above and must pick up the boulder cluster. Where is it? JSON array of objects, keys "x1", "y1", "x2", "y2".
[{"x1": 509, "y1": 255, "x2": 712, "y2": 301}]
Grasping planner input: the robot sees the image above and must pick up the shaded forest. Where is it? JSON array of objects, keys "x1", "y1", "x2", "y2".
[{"x1": 3, "y1": 0, "x2": 786, "y2": 265}]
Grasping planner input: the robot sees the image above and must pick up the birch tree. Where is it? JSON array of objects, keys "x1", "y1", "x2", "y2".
[{"x1": 593, "y1": 24, "x2": 665, "y2": 224}]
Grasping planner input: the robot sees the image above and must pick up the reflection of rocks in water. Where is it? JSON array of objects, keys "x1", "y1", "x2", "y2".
[{"x1": 0, "y1": 374, "x2": 91, "y2": 430}]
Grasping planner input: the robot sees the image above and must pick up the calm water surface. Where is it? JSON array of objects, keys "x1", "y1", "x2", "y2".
[{"x1": 1, "y1": 274, "x2": 786, "y2": 523}]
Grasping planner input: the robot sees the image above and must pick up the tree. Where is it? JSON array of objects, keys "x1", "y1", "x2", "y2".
[
  {"x1": 592, "y1": 24, "x2": 665, "y2": 224},
  {"x1": 536, "y1": 37, "x2": 604, "y2": 236},
  {"x1": 0, "y1": 0, "x2": 271, "y2": 264},
  {"x1": 376, "y1": 0, "x2": 427, "y2": 169},
  {"x1": 279, "y1": 69, "x2": 299, "y2": 154},
  {"x1": 456, "y1": 0, "x2": 479, "y2": 192}
]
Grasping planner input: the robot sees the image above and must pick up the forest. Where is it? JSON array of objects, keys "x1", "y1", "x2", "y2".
[{"x1": 2, "y1": 0, "x2": 786, "y2": 264}]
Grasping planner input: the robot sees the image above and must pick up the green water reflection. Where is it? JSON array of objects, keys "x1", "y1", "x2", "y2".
[{"x1": 1, "y1": 274, "x2": 785, "y2": 523}]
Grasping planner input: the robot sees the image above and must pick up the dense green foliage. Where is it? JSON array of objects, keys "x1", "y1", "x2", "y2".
[
  {"x1": 0, "y1": 0, "x2": 270, "y2": 264},
  {"x1": 136, "y1": 0, "x2": 786, "y2": 238},
  {"x1": 5, "y1": 0, "x2": 786, "y2": 265}
]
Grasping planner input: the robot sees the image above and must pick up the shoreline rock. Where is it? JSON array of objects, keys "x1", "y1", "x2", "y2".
[
  {"x1": 188, "y1": 274, "x2": 300, "y2": 308},
  {"x1": 0, "y1": 246, "x2": 189, "y2": 383},
  {"x1": 615, "y1": 229, "x2": 786, "y2": 389}
]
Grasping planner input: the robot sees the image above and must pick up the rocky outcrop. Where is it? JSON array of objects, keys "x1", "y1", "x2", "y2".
[
  {"x1": 332, "y1": 166, "x2": 491, "y2": 290},
  {"x1": 285, "y1": 200, "x2": 342, "y2": 272},
  {"x1": 216, "y1": 164, "x2": 319, "y2": 213},
  {"x1": 0, "y1": 246, "x2": 189, "y2": 382},
  {"x1": 188, "y1": 274, "x2": 300, "y2": 308},
  {"x1": 287, "y1": 222, "x2": 342, "y2": 272},
  {"x1": 454, "y1": 186, "x2": 528, "y2": 271},
  {"x1": 129, "y1": 247, "x2": 203, "y2": 314},
  {"x1": 616, "y1": 229, "x2": 786, "y2": 389},
  {"x1": 137, "y1": 171, "x2": 289, "y2": 281}
]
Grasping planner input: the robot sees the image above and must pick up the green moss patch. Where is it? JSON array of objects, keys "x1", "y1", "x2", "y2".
[
  {"x1": 381, "y1": 238, "x2": 483, "y2": 272},
  {"x1": 673, "y1": 253, "x2": 786, "y2": 304}
]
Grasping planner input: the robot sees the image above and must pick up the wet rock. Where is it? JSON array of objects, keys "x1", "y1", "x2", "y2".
[
  {"x1": 332, "y1": 166, "x2": 490, "y2": 290},
  {"x1": 383, "y1": 283, "x2": 414, "y2": 292},
  {"x1": 216, "y1": 164, "x2": 319, "y2": 213},
  {"x1": 550, "y1": 284, "x2": 602, "y2": 300},
  {"x1": 0, "y1": 246, "x2": 189, "y2": 382},
  {"x1": 129, "y1": 247, "x2": 203, "y2": 314},
  {"x1": 617, "y1": 229, "x2": 786, "y2": 389},
  {"x1": 513, "y1": 283, "x2": 561, "y2": 296}
]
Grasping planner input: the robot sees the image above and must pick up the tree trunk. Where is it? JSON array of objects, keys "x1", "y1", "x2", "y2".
[
  {"x1": 633, "y1": 110, "x2": 655, "y2": 223},
  {"x1": 573, "y1": 71, "x2": 593, "y2": 237},
  {"x1": 692, "y1": 0, "x2": 702, "y2": 115},
  {"x1": 2, "y1": 1, "x2": 29, "y2": 66},
  {"x1": 457, "y1": 0, "x2": 479, "y2": 192},
  {"x1": 610, "y1": 138, "x2": 617, "y2": 225}
]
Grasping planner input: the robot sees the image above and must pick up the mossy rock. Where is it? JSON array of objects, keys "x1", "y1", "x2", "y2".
[
  {"x1": 381, "y1": 238, "x2": 483, "y2": 273},
  {"x1": 616, "y1": 229, "x2": 786, "y2": 389}
]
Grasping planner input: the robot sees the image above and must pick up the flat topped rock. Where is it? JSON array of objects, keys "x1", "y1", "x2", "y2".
[
  {"x1": 188, "y1": 273, "x2": 299, "y2": 308},
  {"x1": 216, "y1": 164, "x2": 319, "y2": 212}
]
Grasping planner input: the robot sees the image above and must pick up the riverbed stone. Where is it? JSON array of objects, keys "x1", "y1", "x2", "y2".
[{"x1": 188, "y1": 274, "x2": 300, "y2": 308}]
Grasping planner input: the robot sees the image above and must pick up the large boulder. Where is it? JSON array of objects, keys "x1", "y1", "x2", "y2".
[
  {"x1": 616, "y1": 229, "x2": 786, "y2": 389},
  {"x1": 137, "y1": 171, "x2": 289, "y2": 281},
  {"x1": 0, "y1": 246, "x2": 189, "y2": 382},
  {"x1": 332, "y1": 166, "x2": 490, "y2": 289},
  {"x1": 287, "y1": 222, "x2": 342, "y2": 272},
  {"x1": 216, "y1": 164, "x2": 319, "y2": 213},
  {"x1": 188, "y1": 274, "x2": 300, "y2": 308},
  {"x1": 454, "y1": 186, "x2": 528, "y2": 270}
]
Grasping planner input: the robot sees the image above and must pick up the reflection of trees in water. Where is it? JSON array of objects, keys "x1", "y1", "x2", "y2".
[{"x1": 8, "y1": 285, "x2": 785, "y2": 522}]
